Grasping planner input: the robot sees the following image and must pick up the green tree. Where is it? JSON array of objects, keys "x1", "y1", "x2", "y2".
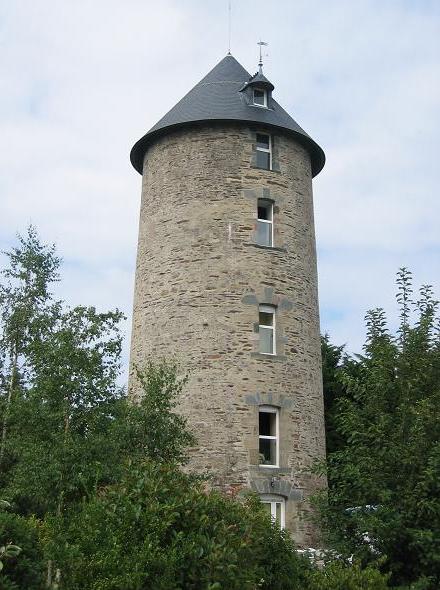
[
  {"x1": 0, "y1": 226, "x2": 60, "y2": 468},
  {"x1": 318, "y1": 269, "x2": 440, "y2": 588},
  {"x1": 0, "y1": 229, "x2": 125, "y2": 587},
  {"x1": 321, "y1": 335, "x2": 349, "y2": 454},
  {"x1": 115, "y1": 360, "x2": 196, "y2": 466},
  {"x1": 4, "y1": 304, "x2": 124, "y2": 517}
]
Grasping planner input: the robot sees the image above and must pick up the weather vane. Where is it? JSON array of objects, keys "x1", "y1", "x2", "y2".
[{"x1": 257, "y1": 40, "x2": 268, "y2": 72}]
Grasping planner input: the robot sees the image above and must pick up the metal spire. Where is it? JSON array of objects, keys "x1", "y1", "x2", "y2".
[
  {"x1": 227, "y1": 1, "x2": 232, "y2": 55},
  {"x1": 257, "y1": 40, "x2": 268, "y2": 72}
]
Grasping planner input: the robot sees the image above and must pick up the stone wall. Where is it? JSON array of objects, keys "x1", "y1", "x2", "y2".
[{"x1": 129, "y1": 123, "x2": 326, "y2": 546}]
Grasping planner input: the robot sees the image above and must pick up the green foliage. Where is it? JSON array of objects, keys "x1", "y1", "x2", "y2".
[
  {"x1": 0, "y1": 226, "x2": 61, "y2": 470},
  {"x1": 308, "y1": 559, "x2": 390, "y2": 589},
  {"x1": 114, "y1": 360, "x2": 196, "y2": 465},
  {"x1": 0, "y1": 228, "x2": 129, "y2": 588},
  {"x1": 319, "y1": 269, "x2": 440, "y2": 588},
  {"x1": 0, "y1": 225, "x2": 60, "y2": 357},
  {"x1": 2, "y1": 303, "x2": 124, "y2": 516},
  {"x1": 321, "y1": 335, "x2": 349, "y2": 454},
  {"x1": 54, "y1": 462, "x2": 310, "y2": 590},
  {"x1": 0, "y1": 510, "x2": 44, "y2": 589},
  {"x1": 1, "y1": 230, "x2": 198, "y2": 523},
  {"x1": 3, "y1": 230, "x2": 425, "y2": 588},
  {"x1": 321, "y1": 334, "x2": 364, "y2": 455}
]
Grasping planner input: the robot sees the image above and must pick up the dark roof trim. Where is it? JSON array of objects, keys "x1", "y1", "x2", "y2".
[{"x1": 130, "y1": 118, "x2": 325, "y2": 177}]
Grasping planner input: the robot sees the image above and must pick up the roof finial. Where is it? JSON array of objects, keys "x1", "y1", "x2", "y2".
[{"x1": 257, "y1": 40, "x2": 268, "y2": 72}]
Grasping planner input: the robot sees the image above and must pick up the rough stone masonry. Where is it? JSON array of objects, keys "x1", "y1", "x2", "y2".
[{"x1": 129, "y1": 122, "x2": 326, "y2": 547}]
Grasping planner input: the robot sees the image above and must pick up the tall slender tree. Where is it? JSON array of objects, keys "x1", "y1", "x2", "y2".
[{"x1": 0, "y1": 227, "x2": 60, "y2": 468}]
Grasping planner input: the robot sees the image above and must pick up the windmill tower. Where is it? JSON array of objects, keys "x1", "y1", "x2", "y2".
[{"x1": 129, "y1": 53, "x2": 326, "y2": 546}]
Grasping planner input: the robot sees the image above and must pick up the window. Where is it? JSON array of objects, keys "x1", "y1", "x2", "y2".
[
  {"x1": 253, "y1": 88, "x2": 267, "y2": 107},
  {"x1": 259, "y1": 304, "x2": 276, "y2": 355},
  {"x1": 259, "y1": 406, "x2": 279, "y2": 467},
  {"x1": 261, "y1": 495, "x2": 285, "y2": 528},
  {"x1": 257, "y1": 199, "x2": 273, "y2": 247},
  {"x1": 256, "y1": 133, "x2": 272, "y2": 170}
]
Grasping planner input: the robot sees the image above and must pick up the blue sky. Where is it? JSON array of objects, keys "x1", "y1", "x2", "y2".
[{"x1": 1, "y1": 0, "x2": 439, "y2": 380}]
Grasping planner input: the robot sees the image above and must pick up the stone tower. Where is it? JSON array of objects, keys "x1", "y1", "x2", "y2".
[{"x1": 129, "y1": 54, "x2": 326, "y2": 546}]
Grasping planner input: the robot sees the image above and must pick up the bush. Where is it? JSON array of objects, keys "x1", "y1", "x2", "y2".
[
  {"x1": 0, "y1": 511, "x2": 44, "y2": 590},
  {"x1": 54, "y1": 462, "x2": 311, "y2": 590},
  {"x1": 307, "y1": 560, "x2": 390, "y2": 589}
]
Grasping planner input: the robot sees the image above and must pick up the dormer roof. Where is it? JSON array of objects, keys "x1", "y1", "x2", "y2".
[
  {"x1": 240, "y1": 69, "x2": 275, "y2": 92},
  {"x1": 130, "y1": 54, "x2": 325, "y2": 177}
]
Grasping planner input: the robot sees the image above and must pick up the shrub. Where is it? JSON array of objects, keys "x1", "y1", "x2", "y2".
[
  {"x1": 0, "y1": 511, "x2": 44, "y2": 590},
  {"x1": 308, "y1": 559, "x2": 390, "y2": 589},
  {"x1": 54, "y1": 462, "x2": 311, "y2": 590}
]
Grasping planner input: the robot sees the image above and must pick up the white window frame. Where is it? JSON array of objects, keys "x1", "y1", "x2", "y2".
[
  {"x1": 261, "y1": 494, "x2": 286, "y2": 529},
  {"x1": 259, "y1": 304, "x2": 276, "y2": 355},
  {"x1": 258, "y1": 405, "x2": 279, "y2": 468},
  {"x1": 256, "y1": 133, "x2": 272, "y2": 170},
  {"x1": 257, "y1": 199, "x2": 274, "y2": 247},
  {"x1": 253, "y1": 88, "x2": 268, "y2": 108}
]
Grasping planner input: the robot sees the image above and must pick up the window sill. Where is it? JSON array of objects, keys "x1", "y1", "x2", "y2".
[
  {"x1": 246, "y1": 243, "x2": 287, "y2": 253},
  {"x1": 250, "y1": 165, "x2": 281, "y2": 174},
  {"x1": 251, "y1": 352, "x2": 286, "y2": 362},
  {"x1": 250, "y1": 465, "x2": 290, "y2": 475}
]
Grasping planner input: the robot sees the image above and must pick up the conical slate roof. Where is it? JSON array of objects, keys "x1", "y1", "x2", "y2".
[{"x1": 130, "y1": 54, "x2": 325, "y2": 177}]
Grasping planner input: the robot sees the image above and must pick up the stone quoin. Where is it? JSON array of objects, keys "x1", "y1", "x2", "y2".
[{"x1": 128, "y1": 53, "x2": 326, "y2": 546}]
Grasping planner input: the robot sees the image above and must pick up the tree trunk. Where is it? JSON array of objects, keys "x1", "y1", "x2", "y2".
[
  {"x1": 46, "y1": 560, "x2": 53, "y2": 588},
  {"x1": 54, "y1": 567, "x2": 61, "y2": 589},
  {"x1": 48, "y1": 404, "x2": 70, "y2": 588}
]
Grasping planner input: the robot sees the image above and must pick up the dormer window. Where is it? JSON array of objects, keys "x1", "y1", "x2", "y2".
[{"x1": 253, "y1": 88, "x2": 267, "y2": 107}]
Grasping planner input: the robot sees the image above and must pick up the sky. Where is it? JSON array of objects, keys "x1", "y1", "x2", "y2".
[{"x1": 1, "y1": 0, "x2": 439, "y2": 381}]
